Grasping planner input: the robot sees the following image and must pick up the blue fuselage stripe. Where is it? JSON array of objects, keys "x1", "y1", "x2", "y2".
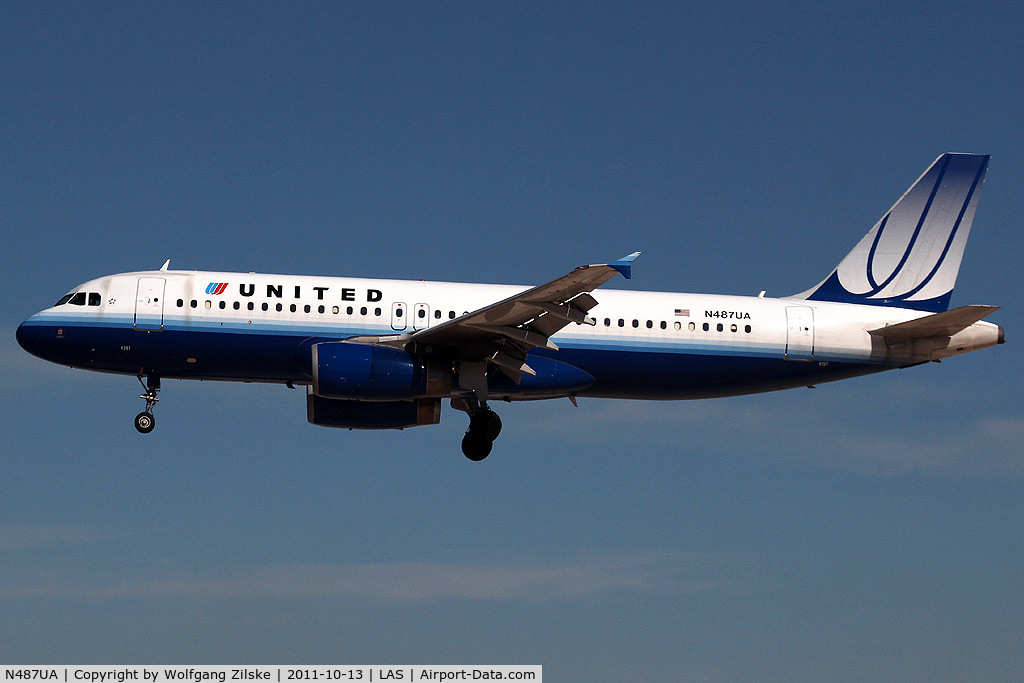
[{"x1": 17, "y1": 314, "x2": 887, "y2": 399}]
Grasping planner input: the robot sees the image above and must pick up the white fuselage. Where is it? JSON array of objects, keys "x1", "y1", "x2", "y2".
[{"x1": 17, "y1": 269, "x2": 1002, "y2": 400}]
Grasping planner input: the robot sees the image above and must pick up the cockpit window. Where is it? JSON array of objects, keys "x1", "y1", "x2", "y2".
[
  {"x1": 55, "y1": 293, "x2": 75, "y2": 306},
  {"x1": 69, "y1": 292, "x2": 87, "y2": 306},
  {"x1": 88, "y1": 292, "x2": 101, "y2": 306}
]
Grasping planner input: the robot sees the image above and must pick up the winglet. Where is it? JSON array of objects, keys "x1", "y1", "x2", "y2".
[{"x1": 609, "y1": 252, "x2": 641, "y2": 279}]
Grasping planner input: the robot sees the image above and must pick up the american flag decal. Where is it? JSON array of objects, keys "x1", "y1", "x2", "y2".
[{"x1": 675, "y1": 308, "x2": 690, "y2": 317}]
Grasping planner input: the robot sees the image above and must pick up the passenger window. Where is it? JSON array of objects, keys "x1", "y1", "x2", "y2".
[
  {"x1": 646, "y1": 320, "x2": 653, "y2": 329},
  {"x1": 277, "y1": 303, "x2": 283, "y2": 312},
  {"x1": 190, "y1": 300, "x2": 197, "y2": 309},
  {"x1": 219, "y1": 301, "x2": 226, "y2": 309},
  {"x1": 375, "y1": 308, "x2": 382, "y2": 316},
  {"x1": 318, "y1": 305, "x2": 325, "y2": 314},
  {"x1": 418, "y1": 309, "x2": 425, "y2": 318},
  {"x1": 247, "y1": 302, "x2": 255, "y2": 311},
  {"x1": 261, "y1": 303, "x2": 268, "y2": 311},
  {"x1": 604, "y1": 318, "x2": 611, "y2": 326},
  {"x1": 69, "y1": 293, "x2": 87, "y2": 306},
  {"x1": 233, "y1": 302, "x2": 241, "y2": 310},
  {"x1": 618, "y1": 319, "x2": 625, "y2": 327},
  {"x1": 290, "y1": 304, "x2": 297, "y2": 313},
  {"x1": 360, "y1": 307, "x2": 367, "y2": 316},
  {"x1": 206, "y1": 301, "x2": 213, "y2": 310},
  {"x1": 632, "y1": 320, "x2": 639, "y2": 328},
  {"x1": 88, "y1": 293, "x2": 101, "y2": 306},
  {"x1": 332, "y1": 306, "x2": 339, "y2": 314},
  {"x1": 434, "y1": 310, "x2": 441, "y2": 319},
  {"x1": 745, "y1": 325, "x2": 752, "y2": 333},
  {"x1": 716, "y1": 323, "x2": 723, "y2": 332},
  {"x1": 702, "y1": 323, "x2": 709, "y2": 331},
  {"x1": 660, "y1": 321, "x2": 666, "y2": 329},
  {"x1": 674, "y1": 321, "x2": 682, "y2": 330},
  {"x1": 304, "y1": 305, "x2": 311, "y2": 313},
  {"x1": 177, "y1": 299, "x2": 184, "y2": 308},
  {"x1": 449, "y1": 311, "x2": 456, "y2": 319},
  {"x1": 347, "y1": 306, "x2": 353, "y2": 315},
  {"x1": 731, "y1": 323, "x2": 737, "y2": 332},
  {"x1": 688, "y1": 322, "x2": 695, "y2": 331},
  {"x1": 396, "y1": 308, "x2": 404, "y2": 318}
]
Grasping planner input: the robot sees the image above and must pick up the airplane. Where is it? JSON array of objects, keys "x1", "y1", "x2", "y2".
[{"x1": 16, "y1": 153, "x2": 1004, "y2": 460}]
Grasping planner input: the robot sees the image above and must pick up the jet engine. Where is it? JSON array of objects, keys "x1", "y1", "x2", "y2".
[
  {"x1": 306, "y1": 391, "x2": 441, "y2": 429},
  {"x1": 311, "y1": 341, "x2": 450, "y2": 401}
]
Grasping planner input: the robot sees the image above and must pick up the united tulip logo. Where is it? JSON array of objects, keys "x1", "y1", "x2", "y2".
[{"x1": 205, "y1": 282, "x2": 228, "y2": 295}]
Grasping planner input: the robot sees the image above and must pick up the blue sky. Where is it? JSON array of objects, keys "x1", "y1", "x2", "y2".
[{"x1": 2, "y1": 1, "x2": 1021, "y2": 679}]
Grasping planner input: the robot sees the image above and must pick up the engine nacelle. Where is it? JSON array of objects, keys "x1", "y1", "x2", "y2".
[
  {"x1": 307, "y1": 391, "x2": 441, "y2": 430},
  {"x1": 485, "y1": 355, "x2": 596, "y2": 399},
  {"x1": 312, "y1": 341, "x2": 450, "y2": 400}
]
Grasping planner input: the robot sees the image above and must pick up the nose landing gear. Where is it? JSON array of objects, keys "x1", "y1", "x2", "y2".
[
  {"x1": 452, "y1": 398, "x2": 502, "y2": 461},
  {"x1": 134, "y1": 374, "x2": 160, "y2": 434}
]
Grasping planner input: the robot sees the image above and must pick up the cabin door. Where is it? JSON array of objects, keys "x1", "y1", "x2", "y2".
[
  {"x1": 785, "y1": 306, "x2": 814, "y2": 361},
  {"x1": 134, "y1": 277, "x2": 166, "y2": 331}
]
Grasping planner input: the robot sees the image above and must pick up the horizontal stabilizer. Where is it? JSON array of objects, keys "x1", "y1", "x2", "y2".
[{"x1": 868, "y1": 305, "x2": 999, "y2": 344}]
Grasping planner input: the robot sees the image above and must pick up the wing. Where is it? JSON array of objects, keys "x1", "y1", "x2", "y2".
[{"x1": 352, "y1": 252, "x2": 640, "y2": 383}]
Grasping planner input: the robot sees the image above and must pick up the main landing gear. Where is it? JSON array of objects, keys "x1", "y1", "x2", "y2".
[
  {"x1": 134, "y1": 374, "x2": 160, "y2": 434},
  {"x1": 453, "y1": 398, "x2": 502, "y2": 461}
]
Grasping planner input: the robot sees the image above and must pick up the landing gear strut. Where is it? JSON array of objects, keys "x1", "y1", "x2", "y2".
[
  {"x1": 453, "y1": 399, "x2": 501, "y2": 461},
  {"x1": 135, "y1": 374, "x2": 160, "y2": 434}
]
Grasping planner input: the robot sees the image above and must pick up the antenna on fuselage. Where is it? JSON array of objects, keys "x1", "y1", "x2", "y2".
[{"x1": 159, "y1": 259, "x2": 170, "y2": 271}]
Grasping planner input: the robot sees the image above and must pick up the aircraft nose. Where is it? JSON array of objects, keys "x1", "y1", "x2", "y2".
[
  {"x1": 16, "y1": 318, "x2": 31, "y2": 350},
  {"x1": 16, "y1": 315, "x2": 53, "y2": 360}
]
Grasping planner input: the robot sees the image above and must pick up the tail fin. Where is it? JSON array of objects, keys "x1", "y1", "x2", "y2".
[{"x1": 795, "y1": 153, "x2": 990, "y2": 312}]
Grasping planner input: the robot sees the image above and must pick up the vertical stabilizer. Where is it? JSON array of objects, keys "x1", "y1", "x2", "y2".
[{"x1": 796, "y1": 153, "x2": 990, "y2": 312}]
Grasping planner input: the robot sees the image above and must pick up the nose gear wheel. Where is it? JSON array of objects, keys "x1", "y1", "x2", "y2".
[{"x1": 135, "y1": 374, "x2": 161, "y2": 434}]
